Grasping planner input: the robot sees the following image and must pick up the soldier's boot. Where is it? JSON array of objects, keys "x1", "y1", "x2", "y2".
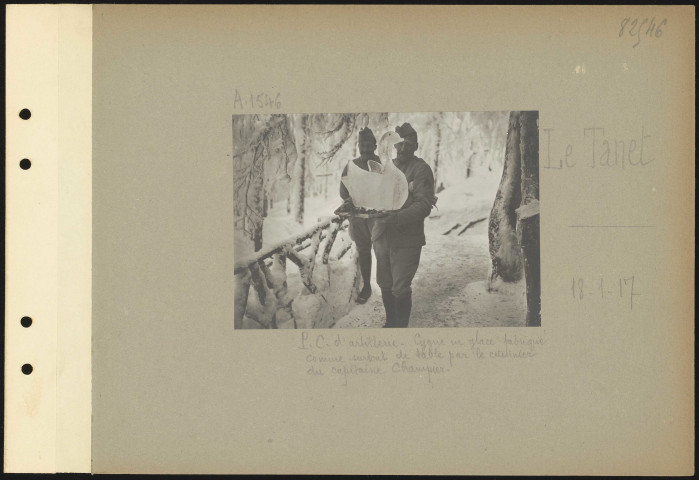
[
  {"x1": 394, "y1": 293, "x2": 412, "y2": 328},
  {"x1": 356, "y1": 252, "x2": 372, "y2": 304},
  {"x1": 381, "y1": 289, "x2": 396, "y2": 328}
]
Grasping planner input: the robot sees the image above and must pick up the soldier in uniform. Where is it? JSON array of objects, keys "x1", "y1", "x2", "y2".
[
  {"x1": 339, "y1": 127, "x2": 380, "y2": 304},
  {"x1": 372, "y1": 123, "x2": 435, "y2": 328}
]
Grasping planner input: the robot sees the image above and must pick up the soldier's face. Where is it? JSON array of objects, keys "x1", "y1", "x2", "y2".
[
  {"x1": 358, "y1": 138, "x2": 376, "y2": 155},
  {"x1": 395, "y1": 139, "x2": 417, "y2": 156}
]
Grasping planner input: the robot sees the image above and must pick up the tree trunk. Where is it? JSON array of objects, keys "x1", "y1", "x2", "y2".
[
  {"x1": 520, "y1": 212, "x2": 540, "y2": 326},
  {"x1": 434, "y1": 123, "x2": 442, "y2": 189},
  {"x1": 233, "y1": 114, "x2": 268, "y2": 253},
  {"x1": 377, "y1": 113, "x2": 390, "y2": 138},
  {"x1": 518, "y1": 111, "x2": 540, "y2": 326},
  {"x1": 488, "y1": 119, "x2": 499, "y2": 171},
  {"x1": 262, "y1": 188, "x2": 268, "y2": 218},
  {"x1": 248, "y1": 143, "x2": 265, "y2": 251},
  {"x1": 488, "y1": 111, "x2": 523, "y2": 287},
  {"x1": 519, "y1": 111, "x2": 539, "y2": 205},
  {"x1": 293, "y1": 115, "x2": 309, "y2": 225},
  {"x1": 353, "y1": 131, "x2": 358, "y2": 158},
  {"x1": 466, "y1": 150, "x2": 476, "y2": 178},
  {"x1": 266, "y1": 181, "x2": 276, "y2": 214},
  {"x1": 233, "y1": 116, "x2": 250, "y2": 252}
]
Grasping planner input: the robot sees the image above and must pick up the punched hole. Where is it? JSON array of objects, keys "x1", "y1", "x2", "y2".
[
  {"x1": 21, "y1": 316, "x2": 33, "y2": 328},
  {"x1": 22, "y1": 364, "x2": 33, "y2": 375},
  {"x1": 19, "y1": 159, "x2": 31, "y2": 170},
  {"x1": 19, "y1": 108, "x2": 31, "y2": 120}
]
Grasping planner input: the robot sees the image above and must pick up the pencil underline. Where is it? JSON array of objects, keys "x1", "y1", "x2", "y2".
[{"x1": 568, "y1": 225, "x2": 655, "y2": 228}]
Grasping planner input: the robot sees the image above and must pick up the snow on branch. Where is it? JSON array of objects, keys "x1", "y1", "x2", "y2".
[
  {"x1": 234, "y1": 216, "x2": 346, "y2": 274},
  {"x1": 321, "y1": 221, "x2": 341, "y2": 264},
  {"x1": 283, "y1": 244, "x2": 319, "y2": 295},
  {"x1": 233, "y1": 115, "x2": 287, "y2": 160},
  {"x1": 314, "y1": 113, "x2": 350, "y2": 137},
  {"x1": 318, "y1": 114, "x2": 356, "y2": 166}
]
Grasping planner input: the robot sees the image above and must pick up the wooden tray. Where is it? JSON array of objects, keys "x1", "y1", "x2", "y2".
[
  {"x1": 335, "y1": 209, "x2": 400, "y2": 219},
  {"x1": 350, "y1": 212, "x2": 386, "y2": 218}
]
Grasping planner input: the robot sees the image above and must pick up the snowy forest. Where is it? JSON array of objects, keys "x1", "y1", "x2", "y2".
[{"x1": 233, "y1": 111, "x2": 539, "y2": 329}]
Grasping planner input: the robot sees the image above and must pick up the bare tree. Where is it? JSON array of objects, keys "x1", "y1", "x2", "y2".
[{"x1": 433, "y1": 116, "x2": 443, "y2": 189}]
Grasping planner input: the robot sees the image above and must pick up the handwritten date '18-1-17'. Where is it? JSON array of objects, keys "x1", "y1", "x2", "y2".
[{"x1": 572, "y1": 275, "x2": 641, "y2": 310}]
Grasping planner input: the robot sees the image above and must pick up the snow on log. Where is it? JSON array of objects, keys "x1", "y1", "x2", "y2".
[
  {"x1": 234, "y1": 216, "x2": 342, "y2": 274},
  {"x1": 234, "y1": 213, "x2": 359, "y2": 329},
  {"x1": 306, "y1": 228, "x2": 322, "y2": 275},
  {"x1": 283, "y1": 245, "x2": 316, "y2": 294},
  {"x1": 334, "y1": 241, "x2": 353, "y2": 261}
]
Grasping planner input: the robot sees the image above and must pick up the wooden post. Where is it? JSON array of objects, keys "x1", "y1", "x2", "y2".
[
  {"x1": 518, "y1": 203, "x2": 540, "y2": 327},
  {"x1": 518, "y1": 111, "x2": 540, "y2": 326},
  {"x1": 322, "y1": 222, "x2": 340, "y2": 264},
  {"x1": 316, "y1": 172, "x2": 333, "y2": 200},
  {"x1": 234, "y1": 269, "x2": 251, "y2": 329}
]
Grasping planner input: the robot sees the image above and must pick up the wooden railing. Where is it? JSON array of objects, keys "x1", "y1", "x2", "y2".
[{"x1": 234, "y1": 216, "x2": 361, "y2": 329}]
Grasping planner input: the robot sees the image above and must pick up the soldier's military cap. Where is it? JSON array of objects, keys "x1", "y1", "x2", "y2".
[
  {"x1": 395, "y1": 123, "x2": 418, "y2": 145},
  {"x1": 358, "y1": 127, "x2": 376, "y2": 143}
]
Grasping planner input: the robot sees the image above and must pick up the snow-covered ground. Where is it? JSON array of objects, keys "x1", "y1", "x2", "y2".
[{"x1": 246, "y1": 171, "x2": 528, "y2": 329}]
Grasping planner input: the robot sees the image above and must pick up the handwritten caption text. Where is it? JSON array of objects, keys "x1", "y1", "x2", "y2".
[{"x1": 299, "y1": 330, "x2": 546, "y2": 386}]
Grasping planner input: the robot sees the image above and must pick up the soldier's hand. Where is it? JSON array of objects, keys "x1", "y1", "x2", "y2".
[
  {"x1": 334, "y1": 199, "x2": 355, "y2": 215},
  {"x1": 373, "y1": 211, "x2": 392, "y2": 223}
]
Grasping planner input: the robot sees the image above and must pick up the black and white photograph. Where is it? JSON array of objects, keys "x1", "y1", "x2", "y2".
[{"x1": 233, "y1": 111, "x2": 540, "y2": 329}]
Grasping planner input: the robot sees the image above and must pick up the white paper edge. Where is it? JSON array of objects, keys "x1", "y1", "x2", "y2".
[{"x1": 4, "y1": 4, "x2": 92, "y2": 473}]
